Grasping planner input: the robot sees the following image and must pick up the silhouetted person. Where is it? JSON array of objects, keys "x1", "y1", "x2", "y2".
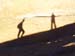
[
  {"x1": 17, "y1": 19, "x2": 25, "y2": 38},
  {"x1": 51, "y1": 13, "x2": 56, "y2": 29}
]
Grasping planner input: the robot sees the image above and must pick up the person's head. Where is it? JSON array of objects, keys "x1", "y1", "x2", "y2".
[
  {"x1": 22, "y1": 18, "x2": 25, "y2": 22},
  {"x1": 51, "y1": 13, "x2": 55, "y2": 16},
  {"x1": 52, "y1": 13, "x2": 54, "y2": 15}
]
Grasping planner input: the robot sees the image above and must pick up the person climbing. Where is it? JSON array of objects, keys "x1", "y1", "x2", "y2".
[{"x1": 17, "y1": 19, "x2": 25, "y2": 38}]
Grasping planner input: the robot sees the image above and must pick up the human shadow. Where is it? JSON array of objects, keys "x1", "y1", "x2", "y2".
[
  {"x1": 17, "y1": 19, "x2": 25, "y2": 38},
  {"x1": 0, "y1": 23, "x2": 75, "y2": 56}
]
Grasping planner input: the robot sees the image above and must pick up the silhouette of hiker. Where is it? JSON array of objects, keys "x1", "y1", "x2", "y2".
[
  {"x1": 17, "y1": 19, "x2": 25, "y2": 38},
  {"x1": 51, "y1": 13, "x2": 56, "y2": 29}
]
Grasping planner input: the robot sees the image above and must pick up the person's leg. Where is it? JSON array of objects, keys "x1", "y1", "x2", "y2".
[
  {"x1": 54, "y1": 21, "x2": 56, "y2": 29},
  {"x1": 17, "y1": 30, "x2": 21, "y2": 38},
  {"x1": 21, "y1": 29, "x2": 25, "y2": 37},
  {"x1": 51, "y1": 22, "x2": 53, "y2": 30}
]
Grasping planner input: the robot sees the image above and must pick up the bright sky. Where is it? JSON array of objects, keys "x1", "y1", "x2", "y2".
[{"x1": 0, "y1": 0, "x2": 75, "y2": 17}]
